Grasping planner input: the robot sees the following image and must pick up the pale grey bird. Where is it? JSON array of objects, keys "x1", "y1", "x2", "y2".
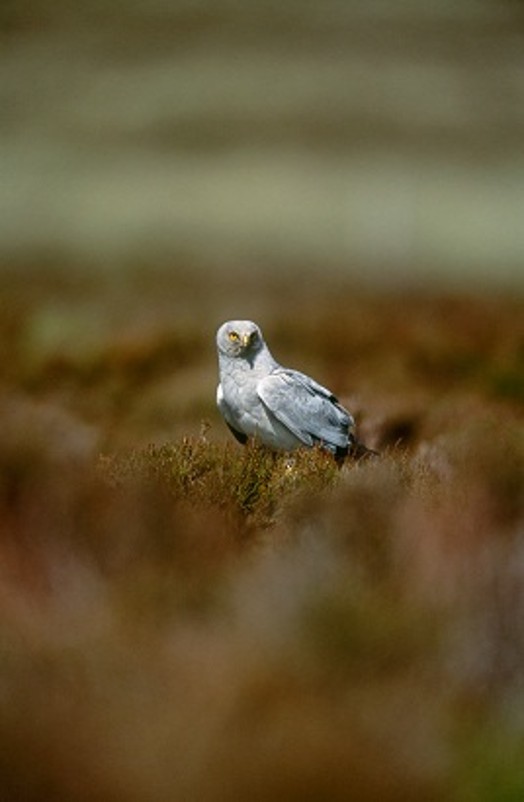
[{"x1": 216, "y1": 320, "x2": 374, "y2": 461}]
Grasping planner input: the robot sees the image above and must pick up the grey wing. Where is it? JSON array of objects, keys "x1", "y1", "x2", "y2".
[{"x1": 257, "y1": 368, "x2": 354, "y2": 450}]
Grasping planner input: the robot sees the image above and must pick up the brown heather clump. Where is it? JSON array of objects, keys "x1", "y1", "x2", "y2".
[{"x1": 0, "y1": 275, "x2": 523, "y2": 801}]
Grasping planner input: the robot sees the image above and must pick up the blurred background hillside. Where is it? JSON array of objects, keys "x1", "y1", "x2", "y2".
[{"x1": 2, "y1": 0, "x2": 524, "y2": 289}]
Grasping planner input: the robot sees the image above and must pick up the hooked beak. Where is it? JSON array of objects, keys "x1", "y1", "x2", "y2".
[{"x1": 241, "y1": 333, "x2": 251, "y2": 347}]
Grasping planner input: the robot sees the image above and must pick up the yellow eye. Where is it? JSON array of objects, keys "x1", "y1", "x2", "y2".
[{"x1": 228, "y1": 331, "x2": 239, "y2": 341}]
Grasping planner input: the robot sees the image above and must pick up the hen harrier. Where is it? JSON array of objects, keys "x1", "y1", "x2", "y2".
[{"x1": 216, "y1": 320, "x2": 374, "y2": 461}]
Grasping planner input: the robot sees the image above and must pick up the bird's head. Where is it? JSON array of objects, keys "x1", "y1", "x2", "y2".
[{"x1": 216, "y1": 320, "x2": 264, "y2": 358}]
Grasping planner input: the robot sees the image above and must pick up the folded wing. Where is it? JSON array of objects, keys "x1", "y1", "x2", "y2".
[{"x1": 257, "y1": 368, "x2": 353, "y2": 452}]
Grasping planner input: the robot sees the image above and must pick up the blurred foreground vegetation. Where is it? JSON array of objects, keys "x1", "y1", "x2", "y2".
[{"x1": 0, "y1": 267, "x2": 523, "y2": 800}]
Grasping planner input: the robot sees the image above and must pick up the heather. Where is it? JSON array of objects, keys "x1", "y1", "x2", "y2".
[{"x1": 0, "y1": 269, "x2": 523, "y2": 800}]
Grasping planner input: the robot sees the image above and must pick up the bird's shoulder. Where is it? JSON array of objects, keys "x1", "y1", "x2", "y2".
[{"x1": 258, "y1": 366, "x2": 337, "y2": 402}]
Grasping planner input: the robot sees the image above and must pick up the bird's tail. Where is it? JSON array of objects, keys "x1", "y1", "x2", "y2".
[{"x1": 349, "y1": 436, "x2": 380, "y2": 461}]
